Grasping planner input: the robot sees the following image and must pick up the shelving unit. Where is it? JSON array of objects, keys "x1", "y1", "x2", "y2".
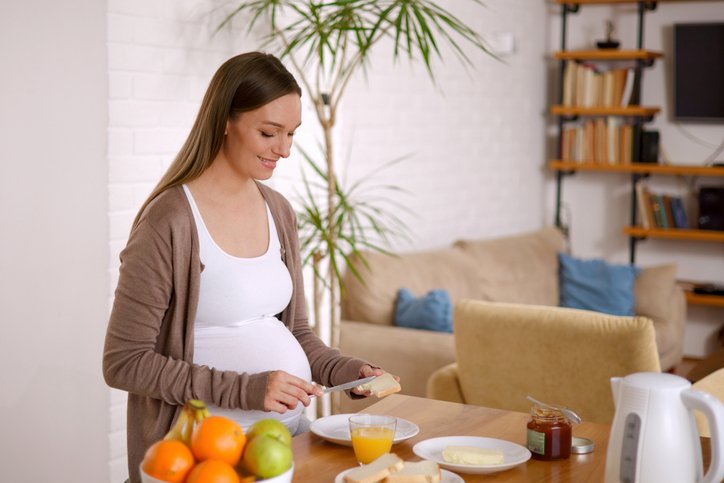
[{"x1": 549, "y1": 0, "x2": 724, "y2": 308}]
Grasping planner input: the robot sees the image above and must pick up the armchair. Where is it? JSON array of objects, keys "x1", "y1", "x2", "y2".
[{"x1": 427, "y1": 300, "x2": 662, "y2": 423}]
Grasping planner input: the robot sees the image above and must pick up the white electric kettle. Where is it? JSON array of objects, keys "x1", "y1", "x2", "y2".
[{"x1": 605, "y1": 372, "x2": 724, "y2": 483}]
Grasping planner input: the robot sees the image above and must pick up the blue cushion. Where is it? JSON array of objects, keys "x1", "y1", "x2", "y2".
[
  {"x1": 394, "y1": 288, "x2": 453, "y2": 333},
  {"x1": 558, "y1": 253, "x2": 640, "y2": 316}
]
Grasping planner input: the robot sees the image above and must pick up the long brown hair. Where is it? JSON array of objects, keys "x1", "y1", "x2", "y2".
[{"x1": 131, "y1": 51, "x2": 302, "y2": 231}]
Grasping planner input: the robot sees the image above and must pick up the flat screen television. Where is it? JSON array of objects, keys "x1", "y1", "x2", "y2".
[{"x1": 674, "y1": 22, "x2": 724, "y2": 123}]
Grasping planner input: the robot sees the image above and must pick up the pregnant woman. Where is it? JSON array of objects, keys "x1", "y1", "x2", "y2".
[{"x1": 102, "y1": 51, "x2": 396, "y2": 483}]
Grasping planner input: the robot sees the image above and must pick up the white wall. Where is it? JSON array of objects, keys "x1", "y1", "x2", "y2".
[
  {"x1": 0, "y1": 1, "x2": 109, "y2": 482},
  {"x1": 546, "y1": 1, "x2": 724, "y2": 357}
]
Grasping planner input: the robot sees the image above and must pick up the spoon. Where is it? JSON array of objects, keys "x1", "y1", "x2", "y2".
[{"x1": 527, "y1": 395, "x2": 582, "y2": 424}]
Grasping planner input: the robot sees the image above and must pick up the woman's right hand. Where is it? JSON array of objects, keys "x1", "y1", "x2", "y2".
[{"x1": 264, "y1": 370, "x2": 323, "y2": 413}]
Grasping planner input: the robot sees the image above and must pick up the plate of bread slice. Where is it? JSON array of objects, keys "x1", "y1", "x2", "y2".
[
  {"x1": 336, "y1": 453, "x2": 463, "y2": 483},
  {"x1": 310, "y1": 413, "x2": 419, "y2": 446},
  {"x1": 412, "y1": 436, "x2": 531, "y2": 474}
]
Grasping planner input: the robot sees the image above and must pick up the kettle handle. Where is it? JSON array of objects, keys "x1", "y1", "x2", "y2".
[{"x1": 681, "y1": 389, "x2": 724, "y2": 483}]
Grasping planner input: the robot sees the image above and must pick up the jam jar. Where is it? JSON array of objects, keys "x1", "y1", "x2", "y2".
[{"x1": 526, "y1": 404, "x2": 572, "y2": 460}]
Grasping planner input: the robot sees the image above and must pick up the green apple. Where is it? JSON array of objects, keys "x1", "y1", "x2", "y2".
[
  {"x1": 246, "y1": 418, "x2": 292, "y2": 447},
  {"x1": 242, "y1": 434, "x2": 293, "y2": 479}
]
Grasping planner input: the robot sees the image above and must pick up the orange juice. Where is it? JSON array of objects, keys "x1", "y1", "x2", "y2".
[{"x1": 350, "y1": 427, "x2": 394, "y2": 464}]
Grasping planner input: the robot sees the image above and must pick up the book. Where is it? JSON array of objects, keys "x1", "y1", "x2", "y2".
[
  {"x1": 612, "y1": 68, "x2": 629, "y2": 106},
  {"x1": 584, "y1": 120, "x2": 595, "y2": 162},
  {"x1": 619, "y1": 124, "x2": 633, "y2": 164},
  {"x1": 607, "y1": 117, "x2": 621, "y2": 164},
  {"x1": 670, "y1": 196, "x2": 689, "y2": 229},
  {"x1": 650, "y1": 194, "x2": 668, "y2": 228},
  {"x1": 561, "y1": 126, "x2": 575, "y2": 161},
  {"x1": 563, "y1": 61, "x2": 576, "y2": 106},
  {"x1": 595, "y1": 118, "x2": 607, "y2": 163},
  {"x1": 620, "y1": 68, "x2": 638, "y2": 106},
  {"x1": 635, "y1": 181, "x2": 654, "y2": 229},
  {"x1": 627, "y1": 69, "x2": 642, "y2": 106},
  {"x1": 663, "y1": 195, "x2": 675, "y2": 228},
  {"x1": 602, "y1": 70, "x2": 614, "y2": 107}
]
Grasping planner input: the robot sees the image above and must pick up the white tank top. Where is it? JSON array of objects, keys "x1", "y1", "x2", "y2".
[{"x1": 183, "y1": 185, "x2": 311, "y2": 434}]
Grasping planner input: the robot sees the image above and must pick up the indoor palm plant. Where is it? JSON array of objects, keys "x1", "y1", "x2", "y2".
[{"x1": 218, "y1": 0, "x2": 492, "y2": 349}]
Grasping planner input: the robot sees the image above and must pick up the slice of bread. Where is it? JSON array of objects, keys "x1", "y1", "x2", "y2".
[
  {"x1": 442, "y1": 445, "x2": 504, "y2": 465},
  {"x1": 384, "y1": 460, "x2": 441, "y2": 483},
  {"x1": 356, "y1": 372, "x2": 401, "y2": 398},
  {"x1": 343, "y1": 453, "x2": 404, "y2": 483}
]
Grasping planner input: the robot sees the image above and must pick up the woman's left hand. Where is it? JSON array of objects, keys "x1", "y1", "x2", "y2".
[{"x1": 351, "y1": 365, "x2": 400, "y2": 396}]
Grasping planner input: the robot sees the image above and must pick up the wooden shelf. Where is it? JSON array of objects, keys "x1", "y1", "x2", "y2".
[
  {"x1": 554, "y1": 49, "x2": 663, "y2": 61},
  {"x1": 624, "y1": 226, "x2": 724, "y2": 242},
  {"x1": 685, "y1": 291, "x2": 724, "y2": 308},
  {"x1": 549, "y1": 161, "x2": 724, "y2": 177},
  {"x1": 551, "y1": 105, "x2": 661, "y2": 116}
]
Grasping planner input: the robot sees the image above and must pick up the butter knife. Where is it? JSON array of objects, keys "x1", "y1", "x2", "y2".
[{"x1": 312, "y1": 376, "x2": 377, "y2": 396}]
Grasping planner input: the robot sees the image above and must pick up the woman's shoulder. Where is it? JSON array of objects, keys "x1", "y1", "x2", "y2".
[{"x1": 137, "y1": 185, "x2": 193, "y2": 233}]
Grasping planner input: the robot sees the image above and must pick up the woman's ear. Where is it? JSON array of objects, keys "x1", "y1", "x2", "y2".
[{"x1": 224, "y1": 119, "x2": 230, "y2": 136}]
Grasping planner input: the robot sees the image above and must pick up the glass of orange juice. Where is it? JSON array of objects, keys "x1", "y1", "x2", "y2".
[{"x1": 349, "y1": 414, "x2": 397, "y2": 464}]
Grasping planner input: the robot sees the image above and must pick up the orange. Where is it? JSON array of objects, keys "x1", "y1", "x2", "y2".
[
  {"x1": 186, "y1": 459, "x2": 241, "y2": 483},
  {"x1": 191, "y1": 415, "x2": 246, "y2": 466},
  {"x1": 141, "y1": 439, "x2": 195, "y2": 483}
]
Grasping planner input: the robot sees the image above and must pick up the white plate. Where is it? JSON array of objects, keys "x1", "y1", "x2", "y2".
[
  {"x1": 412, "y1": 436, "x2": 531, "y2": 475},
  {"x1": 335, "y1": 466, "x2": 463, "y2": 483},
  {"x1": 310, "y1": 413, "x2": 420, "y2": 446}
]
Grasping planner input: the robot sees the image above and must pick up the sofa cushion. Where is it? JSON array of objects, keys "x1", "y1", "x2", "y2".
[
  {"x1": 635, "y1": 263, "x2": 678, "y2": 355},
  {"x1": 558, "y1": 253, "x2": 639, "y2": 316},
  {"x1": 453, "y1": 227, "x2": 566, "y2": 306},
  {"x1": 394, "y1": 288, "x2": 453, "y2": 332},
  {"x1": 341, "y1": 248, "x2": 481, "y2": 326}
]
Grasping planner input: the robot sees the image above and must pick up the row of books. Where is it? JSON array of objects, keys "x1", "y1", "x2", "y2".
[
  {"x1": 561, "y1": 61, "x2": 638, "y2": 108},
  {"x1": 560, "y1": 118, "x2": 636, "y2": 164},
  {"x1": 635, "y1": 181, "x2": 689, "y2": 230}
]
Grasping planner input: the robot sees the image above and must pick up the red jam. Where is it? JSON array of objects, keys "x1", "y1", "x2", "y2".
[{"x1": 526, "y1": 406, "x2": 572, "y2": 460}]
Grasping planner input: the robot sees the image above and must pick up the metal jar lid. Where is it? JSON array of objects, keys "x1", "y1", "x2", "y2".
[{"x1": 571, "y1": 436, "x2": 595, "y2": 454}]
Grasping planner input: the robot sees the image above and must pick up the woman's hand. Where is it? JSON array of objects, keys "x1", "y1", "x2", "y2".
[
  {"x1": 351, "y1": 365, "x2": 400, "y2": 396},
  {"x1": 264, "y1": 370, "x2": 323, "y2": 413}
]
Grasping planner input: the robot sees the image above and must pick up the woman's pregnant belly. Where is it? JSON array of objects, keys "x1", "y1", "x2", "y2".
[{"x1": 193, "y1": 316, "x2": 312, "y2": 432}]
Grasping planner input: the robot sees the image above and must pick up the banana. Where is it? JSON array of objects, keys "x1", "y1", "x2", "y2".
[{"x1": 164, "y1": 399, "x2": 210, "y2": 446}]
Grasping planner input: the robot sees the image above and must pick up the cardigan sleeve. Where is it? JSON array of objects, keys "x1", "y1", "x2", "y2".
[{"x1": 102, "y1": 212, "x2": 269, "y2": 411}]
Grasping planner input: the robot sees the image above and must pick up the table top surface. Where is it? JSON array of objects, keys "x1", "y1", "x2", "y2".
[{"x1": 290, "y1": 394, "x2": 612, "y2": 482}]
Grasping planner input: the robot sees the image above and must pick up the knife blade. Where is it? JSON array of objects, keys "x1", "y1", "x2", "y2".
[{"x1": 315, "y1": 376, "x2": 377, "y2": 396}]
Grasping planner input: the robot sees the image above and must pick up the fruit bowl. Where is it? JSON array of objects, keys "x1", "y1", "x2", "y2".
[
  {"x1": 139, "y1": 467, "x2": 167, "y2": 483},
  {"x1": 257, "y1": 463, "x2": 294, "y2": 483},
  {"x1": 140, "y1": 463, "x2": 294, "y2": 483}
]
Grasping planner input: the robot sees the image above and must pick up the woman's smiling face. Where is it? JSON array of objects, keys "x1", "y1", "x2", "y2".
[{"x1": 221, "y1": 92, "x2": 302, "y2": 180}]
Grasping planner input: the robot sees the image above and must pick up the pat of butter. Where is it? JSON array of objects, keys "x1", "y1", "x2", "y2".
[{"x1": 442, "y1": 446, "x2": 504, "y2": 465}]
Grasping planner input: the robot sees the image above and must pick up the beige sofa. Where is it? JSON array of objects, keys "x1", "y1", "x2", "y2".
[{"x1": 338, "y1": 227, "x2": 686, "y2": 412}]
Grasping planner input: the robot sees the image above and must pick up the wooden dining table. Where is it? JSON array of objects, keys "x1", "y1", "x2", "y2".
[{"x1": 290, "y1": 394, "x2": 613, "y2": 482}]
